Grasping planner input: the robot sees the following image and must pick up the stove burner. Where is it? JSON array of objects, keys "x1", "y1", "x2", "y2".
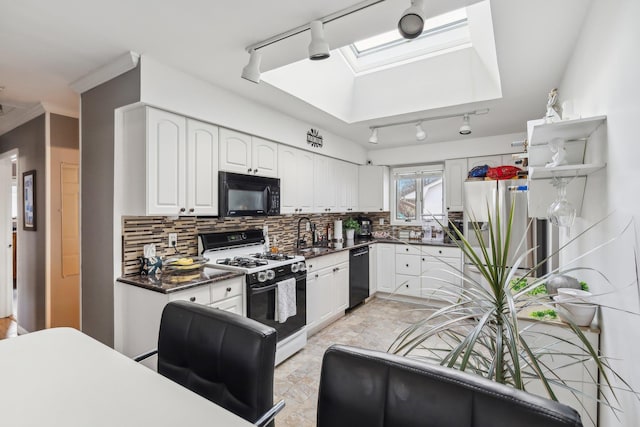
[
  {"x1": 251, "y1": 253, "x2": 294, "y2": 261},
  {"x1": 216, "y1": 257, "x2": 269, "y2": 268}
]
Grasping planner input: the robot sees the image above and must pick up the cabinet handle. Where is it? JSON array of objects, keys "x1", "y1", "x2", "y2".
[
  {"x1": 422, "y1": 258, "x2": 425, "y2": 261},
  {"x1": 180, "y1": 208, "x2": 186, "y2": 213},
  {"x1": 405, "y1": 284, "x2": 409, "y2": 288},
  {"x1": 406, "y1": 264, "x2": 409, "y2": 267},
  {"x1": 189, "y1": 208, "x2": 195, "y2": 213},
  {"x1": 379, "y1": 208, "x2": 383, "y2": 211},
  {"x1": 315, "y1": 274, "x2": 319, "y2": 278},
  {"x1": 253, "y1": 168, "x2": 258, "y2": 173},
  {"x1": 405, "y1": 248, "x2": 409, "y2": 252},
  {"x1": 247, "y1": 168, "x2": 252, "y2": 173},
  {"x1": 189, "y1": 297, "x2": 196, "y2": 302},
  {"x1": 439, "y1": 250, "x2": 442, "y2": 254},
  {"x1": 226, "y1": 287, "x2": 232, "y2": 292}
]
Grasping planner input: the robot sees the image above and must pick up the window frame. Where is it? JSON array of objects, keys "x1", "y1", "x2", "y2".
[{"x1": 390, "y1": 164, "x2": 445, "y2": 226}]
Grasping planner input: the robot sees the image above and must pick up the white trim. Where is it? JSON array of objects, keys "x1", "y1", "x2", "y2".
[
  {"x1": 69, "y1": 51, "x2": 140, "y2": 94},
  {"x1": 0, "y1": 103, "x2": 46, "y2": 136},
  {"x1": 45, "y1": 112, "x2": 51, "y2": 327},
  {"x1": 40, "y1": 102, "x2": 79, "y2": 119}
]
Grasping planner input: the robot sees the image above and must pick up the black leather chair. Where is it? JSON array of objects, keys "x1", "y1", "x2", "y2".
[
  {"x1": 317, "y1": 344, "x2": 583, "y2": 427},
  {"x1": 136, "y1": 301, "x2": 283, "y2": 427}
]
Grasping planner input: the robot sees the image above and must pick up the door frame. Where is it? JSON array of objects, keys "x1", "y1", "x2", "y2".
[{"x1": 0, "y1": 149, "x2": 18, "y2": 318}]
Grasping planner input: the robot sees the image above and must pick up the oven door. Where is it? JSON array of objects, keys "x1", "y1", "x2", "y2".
[{"x1": 246, "y1": 273, "x2": 306, "y2": 342}]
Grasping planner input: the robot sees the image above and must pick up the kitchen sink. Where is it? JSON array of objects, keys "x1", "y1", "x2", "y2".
[{"x1": 298, "y1": 246, "x2": 332, "y2": 255}]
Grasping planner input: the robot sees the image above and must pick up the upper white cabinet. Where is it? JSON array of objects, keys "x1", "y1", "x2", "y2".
[
  {"x1": 358, "y1": 165, "x2": 389, "y2": 212},
  {"x1": 121, "y1": 107, "x2": 219, "y2": 216},
  {"x1": 313, "y1": 154, "x2": 337, "y2": 213},
  {"x1": 278, "y1": 145, "x2": 314, "y2": 214},
  {"x1": 444, "y1": 158, "x2": 467, "y2": 213},
  {"x1": 467, "y1": 155, "x2": 502, "y2": 170},
  {"x1": 219, "y1": 128, "x2": 278, "y2": 178},
  {"x1": 335, "y1": 160, "x2": 359, "y2": 213}
]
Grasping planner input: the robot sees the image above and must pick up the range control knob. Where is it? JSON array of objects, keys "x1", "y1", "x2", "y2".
[
  {"x1": 291, "y1": 263, "x2": 299, "y2": 273},
  {"x1": 266, "y1": 270, "x2": 276, "y2": 281},
  {"x1": 257, "y1": 271, "x2": 267, "y2": 282},
  {"x1": 297, "y1": 261, "x2": 306, "y2": 272}
]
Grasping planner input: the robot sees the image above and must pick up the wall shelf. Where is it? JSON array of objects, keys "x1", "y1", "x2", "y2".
[
  {"x1": 528, "y1": 115, "x2": 607, "y2": 146},
  {"x1": 528, "y1": 163, "x2": 606, "y2": 180}
]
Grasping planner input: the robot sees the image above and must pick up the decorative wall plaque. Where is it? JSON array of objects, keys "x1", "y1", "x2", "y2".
[{"x1": 306, "y1": 128, "x2": 323, "y2": 148}]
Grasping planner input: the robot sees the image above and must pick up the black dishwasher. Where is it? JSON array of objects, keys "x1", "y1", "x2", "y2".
[{"x1": 349, "y1": 246, "x2": 370, "y2": 309}]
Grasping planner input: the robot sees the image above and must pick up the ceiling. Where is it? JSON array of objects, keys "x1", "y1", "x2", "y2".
[{"x1": 0, "y1": 0, "x2": 591, "y2": 149}]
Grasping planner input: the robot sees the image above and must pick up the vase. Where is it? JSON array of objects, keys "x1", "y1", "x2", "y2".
[{"x1": 345, "y1": 228, "x2": 355, "y2": 240}]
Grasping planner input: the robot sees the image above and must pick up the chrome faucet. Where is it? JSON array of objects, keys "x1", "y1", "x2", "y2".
[{"x1": 296, "y1": 217, "x2": 316, "y2": 248}]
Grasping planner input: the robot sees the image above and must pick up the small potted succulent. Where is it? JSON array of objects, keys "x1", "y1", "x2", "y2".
[{"x1": 343, "y1": 217, "x2": 360, "y2": 240}]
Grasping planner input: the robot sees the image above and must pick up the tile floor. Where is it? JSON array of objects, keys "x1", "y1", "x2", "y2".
[{"x1": 273, "y1": 296, "x2": 432, "y2": 427}]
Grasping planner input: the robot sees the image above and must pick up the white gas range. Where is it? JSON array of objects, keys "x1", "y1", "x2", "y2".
[{"x1": 198, "y1": 229, "x2": 307, "y2": 365}]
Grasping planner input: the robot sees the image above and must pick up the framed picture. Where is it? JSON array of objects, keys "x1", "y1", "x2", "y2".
[{"x1": 23, "y1": 170, "x2": 36, "y2": 231}]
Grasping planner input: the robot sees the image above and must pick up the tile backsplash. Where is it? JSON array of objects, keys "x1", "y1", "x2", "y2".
[{"x1": 121, "y1": 211, "x2": 463, "y2": 275}]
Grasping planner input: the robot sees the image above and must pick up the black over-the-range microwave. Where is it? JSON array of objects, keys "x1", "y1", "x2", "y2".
[{"x1": 218, "y1": 171, "x2": 280, "y2": 217}]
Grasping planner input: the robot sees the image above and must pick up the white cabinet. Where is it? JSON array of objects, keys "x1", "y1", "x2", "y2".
[
  {"x1": 376, "y1": 244, "x2": 396, "y2": 292},
  {"x1": 278, "y1": 146, "x2": 314, "y2": 214},
  {"x1": 121, "y1": 107, "x2": 219, "y2": 216},
  {"x1": 519, "y1": 318, "x2": 599, "y2": 427},
  {"x1": 313, "y1": 154, "x2": 337, "y2": 213},
  {"x1": 358, "y1": 165, "x2": 389, "y2": 212},
  {"x1": 368, "y1": 244, "x2": 377, "y2": 295},
  {"x1": 305, "y1": 252, "x2": 349, "y2": 336},
  {"x1": 336, "y1": 160, "x2": 359, "y2": 213},
  {"x1": 114, "y1": 276, "x2": 244, "y2": 370},
  {"x1": 420, "y1": 247, "x2": 463, "y2": 301},
  {"x1": 219, "y1": 128, "x2": 278, "y2": 178},
  {"x1": 444, "y1": 158, "x2": 467, "y2": 212},
  {"x1": 467, "y1": 155, "x2": 502, "y2": 170}
]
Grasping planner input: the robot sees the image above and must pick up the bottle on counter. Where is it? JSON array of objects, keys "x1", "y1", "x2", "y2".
[
  {"x1": 327, "y1": 224, "x2": 333, "y2": 241},
  {"x1": 271, "y1": 236, "x2": 279, "y2": 254}
]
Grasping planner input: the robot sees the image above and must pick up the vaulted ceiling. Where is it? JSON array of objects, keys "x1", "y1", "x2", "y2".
[{"x1": 0, "y1": 0, "x2": 591, "y2": 148}]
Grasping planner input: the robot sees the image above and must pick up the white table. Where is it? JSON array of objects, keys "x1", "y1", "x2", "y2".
[{"x1": 0, "y1": 328, "x2": 253, "y2": 426}]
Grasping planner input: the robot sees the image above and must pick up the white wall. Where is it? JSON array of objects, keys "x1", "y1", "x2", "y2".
[
  {"x1": 558, "y1": 0, "x2": 640, "y2": 425},
  {"x1": 366, "y1": 131, "x2": 524, "y2": 166},
  {"x1": 139, "y1": 55, "x2": 367, "y2": 164}
]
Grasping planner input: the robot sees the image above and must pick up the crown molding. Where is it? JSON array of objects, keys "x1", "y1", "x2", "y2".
[
  {"x1": 70, "y1": 51, "x2": 140, "y2": 94},
  {"x1": 0, "y1": 103, "x2": 46, "y2": 136}
]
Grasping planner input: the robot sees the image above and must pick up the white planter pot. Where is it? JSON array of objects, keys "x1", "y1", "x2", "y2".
[{"x1": 345, "y1": 228, "x2": 355, "y2": 240}]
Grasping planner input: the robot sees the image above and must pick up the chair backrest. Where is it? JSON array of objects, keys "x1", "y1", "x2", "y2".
[
  {"x1": 158, "y1": 301, "x2": 277, "y2": 424},
  {"x1": 317, "y1": 344, "x2": 583, "y2": 427}
]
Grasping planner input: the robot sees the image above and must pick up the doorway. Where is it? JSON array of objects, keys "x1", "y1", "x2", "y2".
[{"x1": 0, "y1": 149, "x2": 18, "y2": 337}]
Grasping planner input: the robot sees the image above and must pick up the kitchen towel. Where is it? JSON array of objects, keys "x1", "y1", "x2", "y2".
[
  {"x1": 276, "y1": 277, "x2": 297, "y2": 324},
  {"x1": 334, "y1": 220, "x2": 343, "y2": 241}
]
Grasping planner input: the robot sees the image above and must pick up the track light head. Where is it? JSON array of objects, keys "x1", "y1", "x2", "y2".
[
  {"x1": 415, "y1": 123, "x2": 426, "y2": 141},
  {"x1": 241, "y1": 50, "x2": 262, "y2": 83},
  {"x1": 368, "y1": 128, "x2": 378, "y2": 144},
  {"x1": 308, "y1": 21, "x2": 330, "y2": 60},
  {"x1": 459, "y1": 114, "x2": 472, "y2": 135},
  {"x1": 398, "y1": 0, "x2": 425, "y2": 39}
]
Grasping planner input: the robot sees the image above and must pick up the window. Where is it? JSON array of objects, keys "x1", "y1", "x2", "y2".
[{"x1": 392, "y1": 165, "x2": 444, "y2": 225}]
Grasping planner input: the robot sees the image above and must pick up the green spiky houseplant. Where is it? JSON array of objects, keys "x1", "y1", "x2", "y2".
[{"x1": 388, "y1": 199, "x2": 637, "y2": 423}]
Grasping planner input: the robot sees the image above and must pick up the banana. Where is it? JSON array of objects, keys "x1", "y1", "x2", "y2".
[{"x1": 176, "y1": 257, "x2": 194, "y2": 266}]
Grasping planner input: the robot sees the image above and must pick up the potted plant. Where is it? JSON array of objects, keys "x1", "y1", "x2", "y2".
[
  {"x1": 389, "y1": 199, "x2": 638, "y2": 423},
  {"x1": 343, "y1": 218, "x2": 360, "y2": 240}
]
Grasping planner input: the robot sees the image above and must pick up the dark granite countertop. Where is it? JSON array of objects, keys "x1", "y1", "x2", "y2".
[
  {"x1": 295, "y1": 237, "x2": 461, "y2": 259},
  {"x1": 117, "y1": 270, "x2": 243, "y2": 294}
]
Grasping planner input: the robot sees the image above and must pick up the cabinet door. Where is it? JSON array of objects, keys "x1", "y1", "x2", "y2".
[
  {"x1": 313, "y1": 155, "x2": 330, "y2": 213},
  {"x1": 368, "y1": 244, "x2": 377, "y2": 295},
  {"x1": 376, "y1": 244, "x2": 396, "y2": 292},
  {"x1": 396, "y1": 253, "x2": 421, "y2": 276},
  {"x1": 209, "y1": 295, "x2": 243, "y2": 315},
  {"x1": 332, "y1": 262, "x2": 349, "y2": 313},
  {"x1": 186, "y1": 120, "x2": 219, "y2": 215},
  {"x1": 315, "y1": 268, "x2": 334, "y2": 324},
  {"x1": 252, "y1": 137, "x2": 278, "y2": 177},
  {"x1": 358, "y1": 165, "x2": 389, "y2": 212},
  {"x1": 468, "y1": 155, "x2": 502, "y2": 170},
  {"x1": 147, "y1": 108, "x2": 187, "y2": 215},
  {"x1": 297, "y1": 150, "x2": 314, "y2": 213},
  {"x1": 395, "y1": 274, "x2": 421, "y2": 297},
  {"x1": 278, "y1": 146, "x2": 298, "y2": 214},
  {"x1": 420, "y1": 258, "x2": 462, "y2": 301},
  {"x1": 445, "y1": 158, "x2": 467, "y2": 212},
  {"x1": 347, "y1": 163, "x2": 359, "y2": 212},
  {"x1": 219, "y1": 128, "x2": 252, "y2": 174},
  {"x1": 335, "y1": 160, "x2": 349, "y2": 213}
]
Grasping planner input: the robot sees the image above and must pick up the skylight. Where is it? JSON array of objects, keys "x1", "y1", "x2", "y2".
[{"x1": 340, "y1": 7, "x2": 470, "y2": 74}]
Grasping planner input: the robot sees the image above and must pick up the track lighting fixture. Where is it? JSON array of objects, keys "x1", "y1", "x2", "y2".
[
  {"x1": 241, "y1": 0, "x2": 385, "y2": 81},
  {"x1": 367, "y1": 109, "x2": 488, "y2": 144},
  {"x1": 398, "y1": 0, "x2": 426, "y2": 39},
  {"x1": 308, "y1": 21, "x2": 330, "y2": 60},
  {"x1": 241, "y1": 49, "x2": 262, "y2": 83},
  {"x1": 459, "y1": 114, "x2": 471, "y2": 135},
  {"x1": 415, "y1": 122, "x2": 427, "y2": 141},
  {"x1": 368, "y1": 128, "x2": 379, "y2": 144}
]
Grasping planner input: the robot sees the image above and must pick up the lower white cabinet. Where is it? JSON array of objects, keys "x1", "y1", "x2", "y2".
[
  {"x1": 306, "y1": 252, "x2": 349, "y2": 336},
  {"x1": 376, "y1": 244, "x2": 396, "y2": 292},
  {"x1": 114, "y1": 276, "x2": 244, "y2": 369}
]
